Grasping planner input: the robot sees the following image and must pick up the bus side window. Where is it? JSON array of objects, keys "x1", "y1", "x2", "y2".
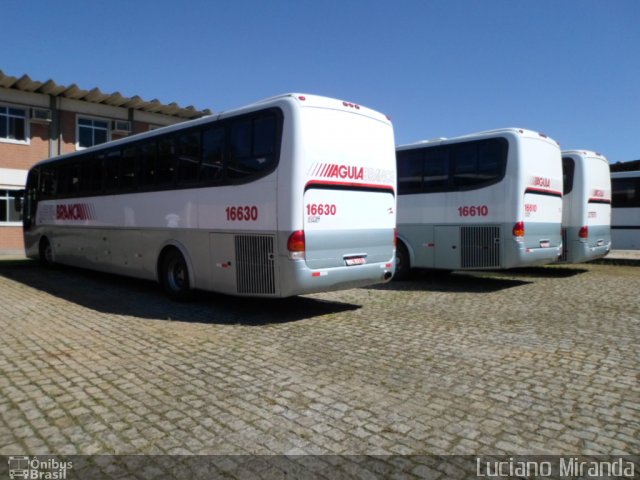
[
  {"x1": 477, "y1": 139, "x2": 507, "y2": 182},
  {"x1": 452, "y1": 143, "x2": 478, "y2": 188},
  {"x1": 138, "y1": 141, "x2": 157, "y2": 188},
  {"x1": 157, "y1": 137, "x2": 177, "y2": 187},
  {"x1": 40, "y1": 166, "x2": 57, "y2": 199},
  {"x1": 176, "y1": 130, "x2": 201, "y2": 185},
  {"x1": 82, "y1": 155, "x2": 103, "y2": 195},
  {"x1": 397, "y1": 150, "x2": 424, "y2": 194},
  {"x1": 121, "y1": 146, "x2": 139, "y2": 191},
  {"x1": 423, "y1": 147, "x2": 449, "y2": 192},
  {"x1": 201, "y1": 126, "x2": 225, "y2": 184},
  {"x1": 105, "y1": 149, "x2": 122, "y2": 192},
  {"x1": 70, "y1": 162, "x2": 83, "y2": 195},
  {"x1": 57, "y1": 163, "x2": 72, "y2": 197},
  {"x1": 253, "y1": 115, "x2": 276, "y2": 160},
  {"x1": 228, "y1": 114, "x2": 277, "y2": 181},
  {"x1": 228, "y1": 119, "x2": 252, "y2": 180}
]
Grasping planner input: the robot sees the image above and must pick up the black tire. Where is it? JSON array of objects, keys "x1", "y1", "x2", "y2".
[
  {"x1": 394, "y1": 241, "x2": 411, "y2": 281},
  {"x1": 159, "y1": 249, "x2": 193, "y2": 301},
  {"x1": 39, "y1": 237, "x2": 54, "y2": 267}
]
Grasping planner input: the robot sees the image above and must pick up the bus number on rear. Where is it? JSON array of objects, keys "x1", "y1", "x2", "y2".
[
  {"x1": 306, "y1": 203, "x2": 337, "y2": 216},
  {"x1": 225, "y1": 205, "x2": 258, "y2": 221},
  {"x1": 458, "y1": 205, "x2": 488, "y2": 217},
  {"x1": 524, "y1": 203, "x2": 538, "y2": 217}
]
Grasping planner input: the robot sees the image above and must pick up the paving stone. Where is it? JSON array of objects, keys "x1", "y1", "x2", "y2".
[{"x1": 0, "y1": 260, "x2": 637, "y2": 464}]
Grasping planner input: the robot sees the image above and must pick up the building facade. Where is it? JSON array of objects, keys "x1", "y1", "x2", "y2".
[{"x1": 0, "y1": 71, "x2": 211, "y2": 253}]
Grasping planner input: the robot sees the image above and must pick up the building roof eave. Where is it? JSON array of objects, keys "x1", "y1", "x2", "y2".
[{"x1": 0, "y1": 69, "x2": 212, "y2": 120}]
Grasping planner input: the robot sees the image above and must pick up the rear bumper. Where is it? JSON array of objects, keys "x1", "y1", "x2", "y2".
[
  {"x1": 278, "y1": 257, "x2": 395, "y2": 297},
  {"x1": 504, "y1": 242, "x2": 563, "y2": 268},
  {"x1": 563, "y1": 241, "x2": 611, "y2": 263}
]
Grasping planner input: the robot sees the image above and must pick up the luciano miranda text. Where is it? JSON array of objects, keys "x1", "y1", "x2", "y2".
[{"x1": 476, "y1": 456, "x2": 635, "y2": 478}]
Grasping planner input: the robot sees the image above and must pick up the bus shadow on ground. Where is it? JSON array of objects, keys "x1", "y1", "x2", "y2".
[
  {"x1": 493, "y1": 266, "x2": 589, "y2": 278},
  {"x1": 377, "y1": 269, "x2": 532, "y2": 293},
  {"x1": 0, "y1": 259, "x2": 360, "y2": 325}
]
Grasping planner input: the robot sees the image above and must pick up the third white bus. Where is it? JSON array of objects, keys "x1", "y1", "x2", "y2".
[
  {"x1": 20, "y1": 94, "x2": 397, "y2": 299},
  {"x1": 395, "y1": 128, "x2": 563, "y2": 277},
  {"x1": 560, "y1": 150, "x2": 611, "y2": 262}
]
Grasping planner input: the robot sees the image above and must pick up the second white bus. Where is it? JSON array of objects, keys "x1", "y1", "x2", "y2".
[
  {"x1": 560, "y1": 150, "x2": 611, "y2": 262},
  {"x1": 395, "y1": 128, "x2": 563, "y2": 277},
  {"x1": 20, "y1": 94, "x2": 397, "y2": 299}
]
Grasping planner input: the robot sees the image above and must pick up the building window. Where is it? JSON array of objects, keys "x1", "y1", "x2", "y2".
[
  {"x1": 0, "y1": 105, "x2": 28, "y2": 143},
  {"x1": 0, "y1": 190, "x2": 22, "y2": 223},
  {"x1": 77, "y1": 117, "x2": 110, "y2": 149}
]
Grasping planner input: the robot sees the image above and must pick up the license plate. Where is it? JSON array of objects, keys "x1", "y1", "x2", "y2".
[
  {"x1": 540, "y1": 240, "x2": 550, "y2": 248},
  {"x1": 345, "y1": 256, "x2": 367, "y2": 266}
]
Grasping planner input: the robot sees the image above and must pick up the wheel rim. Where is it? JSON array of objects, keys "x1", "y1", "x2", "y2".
[
  {"x1": 44, "y1": 244, "x2": 53, "y2": 264},
  {"x1": 42, "y1": 240, "x2": 53, "y2": 264},
  {"x1": 167, "y1": 258, "x2": 187, "y2": 291}
]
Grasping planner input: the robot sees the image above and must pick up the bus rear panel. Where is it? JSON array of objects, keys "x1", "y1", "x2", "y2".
[
  {"x1": 396, "y1": 128, "x2": 563, "y2": 273},
  {"x1": 561, "y1": 150, "x2": 612, "y2": 263}
]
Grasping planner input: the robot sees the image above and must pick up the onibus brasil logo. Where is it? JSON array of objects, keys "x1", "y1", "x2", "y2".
[{"x1": 7, "y1": 456, "x2": 73, "y2": 479}]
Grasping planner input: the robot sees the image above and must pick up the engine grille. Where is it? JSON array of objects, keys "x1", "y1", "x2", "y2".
[
  {"x1": 235, "y1": 234, "x2": 276, "y2": 295},
  {"x1": 461, "y1": 226, "x2": 501, "y2": 269}
]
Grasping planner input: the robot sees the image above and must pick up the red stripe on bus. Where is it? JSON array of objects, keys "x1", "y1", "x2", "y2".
[
  {"x1": 524, "y1": 187, "x2": 563, "y2": 198},
  {"x1": 304, "y1": 180, "x2": 395, "y2": 194}
]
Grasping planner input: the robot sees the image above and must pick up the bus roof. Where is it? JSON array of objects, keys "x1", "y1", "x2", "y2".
[
  {"x1": 31, "y1": 93, "x2": 391, "y2": 168},
  {"x1": 562, "y1": 150, "x2": 609, "y2": 163},
  {"x1": 397, "y1": 127, "x2": 560, "y2": 150}
]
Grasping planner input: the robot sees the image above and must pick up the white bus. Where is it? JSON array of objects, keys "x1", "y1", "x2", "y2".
[
  {"x1": 611, "y1": 170, "x2": 640, "y2": 249},
  {"x1": 560, "y1": 150, "x2": 611, "y2": 262},
  {"x1": 19, "y1": 94, "x2": 397, "y2": 299},
  {"x1": 395, "y1": 128, "x2": 563, "y2": 278}
]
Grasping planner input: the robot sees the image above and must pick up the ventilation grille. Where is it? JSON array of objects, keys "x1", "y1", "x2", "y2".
[
  {"x1": 235, "y1": 235, "x2": 276, "y2": 294},
  {"x1": 461, "y1": 226, "x2": 501, "y2": 269},
  {"x1": 560, "y1": 228, "x2": 568, "y2": 262}
]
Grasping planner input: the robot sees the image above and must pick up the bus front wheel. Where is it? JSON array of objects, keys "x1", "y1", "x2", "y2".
[
  {"x1": 39, "y1": 237, "x2": 54, "y2": 267},
  {"x1": 160, "y1": 249, "x2": 192, "y2": 301}
]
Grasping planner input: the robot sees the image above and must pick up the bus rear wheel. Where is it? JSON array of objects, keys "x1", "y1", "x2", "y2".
[
  {"x1": 160, "y1": 249, "x2": 192, "y2": 301},
  {"x1": 394, "y1": 241, "x2": 411, "y2": 281}
]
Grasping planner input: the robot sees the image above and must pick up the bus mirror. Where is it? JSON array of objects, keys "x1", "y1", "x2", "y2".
[{"x1": 14, "y1": 190, "x2": 24, "y2": 213}]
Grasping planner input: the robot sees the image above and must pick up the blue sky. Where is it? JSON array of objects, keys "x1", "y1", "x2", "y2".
[{"x1": 4, "y1": 0, "x2": 639, "y2": 163}]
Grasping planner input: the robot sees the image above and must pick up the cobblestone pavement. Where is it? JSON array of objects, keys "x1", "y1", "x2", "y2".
[{"x1": 0, "y1": 260, "x2": 638, "y2": 463}]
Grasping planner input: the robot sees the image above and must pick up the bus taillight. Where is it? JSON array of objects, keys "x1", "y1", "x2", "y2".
[
  {"x1": 512, "y1": 221, "x2": 525, "y2": 239},
  {"x1": 287, "y1": 230, "x2": 306, "y2": 259},
  {"x1": 394, "y1": 227, "x2": 398, "y2": 247},
  {"x1": 579, "y1": 226, "x2": 589, "y2": 239}
]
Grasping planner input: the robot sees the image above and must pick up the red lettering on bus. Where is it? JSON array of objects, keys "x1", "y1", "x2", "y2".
[
  {"x1": 533, "y1": 176, "x2": 551, "y2": 188},
  {"x1": 56, "y1": 203, "x2": 94, "y2": 221},
  {"x1": 318, "y1": 164, "x2": 364, "y2": 180}
]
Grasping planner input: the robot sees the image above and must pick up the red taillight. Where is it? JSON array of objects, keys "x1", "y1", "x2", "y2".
[
  {"x1": 287, "y1": 230, "x2": 305, "y2": 259},
  {"x1": 579, "y1": 226, "x2": 589, "y2": 239},
  {"x1": 298, "y1": 95, "x2": 306, "y2": 101},
  {"x1": 394, "y1": 228, "x2": 398, "y2": 248},
  {"x1": 512, "y1": 221, "x2": 525, "y2": 237}
]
